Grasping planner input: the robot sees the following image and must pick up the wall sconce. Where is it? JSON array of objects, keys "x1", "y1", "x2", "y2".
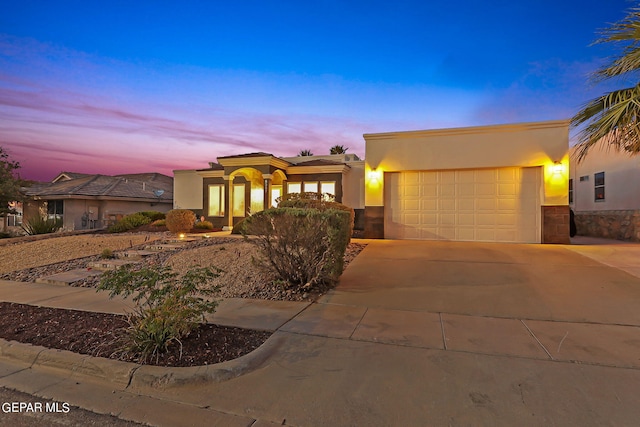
[
  {"x1": 368, "y1": 169, "x2": 381, "y2": 182},
  {"x1": 552, "y1": 162, "x2": 564, "y2": 175}
]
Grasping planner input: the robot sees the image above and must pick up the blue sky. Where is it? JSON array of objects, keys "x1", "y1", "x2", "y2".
[{"x1": 0, "y1": 0, "x2": 634, "y2": 180}]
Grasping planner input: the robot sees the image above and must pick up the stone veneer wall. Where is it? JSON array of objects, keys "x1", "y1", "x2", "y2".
[
  {"x1": 364, "y1": 206, "x2": 384, "y2": 239},
  {"x1": 574, "y1": 210, "x2": 640, "y2": 242},
  {"x1": 542, "y1": 205, "x2": 570, "y2": 244}
]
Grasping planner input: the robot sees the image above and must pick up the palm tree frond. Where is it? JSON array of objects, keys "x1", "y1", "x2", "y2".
[{"x1": 572, "y1": 85, "x2": 640, "y2": 161}]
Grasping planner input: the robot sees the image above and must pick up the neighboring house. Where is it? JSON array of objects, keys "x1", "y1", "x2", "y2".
[
  {"x1": 22, "y1": 172, "x2": 173, "y2": 231},
  {"x1": 173, "y1": 152, "x2": 365, "y2": 230},
  {"x1": 569, "y1": 144, "x2": 640, "y2": 241},
  {"x1": 174, "y1": 120, "x2": 570, "y2": 243}
]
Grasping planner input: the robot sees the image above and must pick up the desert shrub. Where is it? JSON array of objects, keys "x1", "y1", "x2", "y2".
[
  {"x1": 98, "y1": 265, "x2": 220, "y2": 362},
  {"x1": 165, "y1": 209, "x2": 196, "y2": 234},
  {"x1": 276, "y1": 192, "x2": 335, "y2": 203},
  {"x1": 139, "y1": 211, "x2": 166, "y2": 221},
  {"x1": 108, "y1": 212, "x2": 151, "y2": 233},
  {"x1": 101, "y1": 248, "x2": 114, "y2": 259},
  {"x1": 279, "y1": 199, "x2": 354, "y2": 242},
  {"x1": 231, "y1": 218, "x2": 246, "y2": 235},
  {"x1": 243, "y1": 207, "x2": 351, "y2": 291},
  {"x1": 0, "y1": 232, "x2": 11, "y2": 239},
  {"x1": 150, "y1": 219, "x2": 166, "y2": 227},
  {"x1": 194, "y1": 220, "x2": 214, "y2": 230},
  {"x1": 22, "y1": 216, "x2": 63, "y2": 235}
]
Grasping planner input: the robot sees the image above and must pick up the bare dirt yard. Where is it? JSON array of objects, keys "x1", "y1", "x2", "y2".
[{"x1": 0, "y1": 232, "x2": 366, "y2": 367}]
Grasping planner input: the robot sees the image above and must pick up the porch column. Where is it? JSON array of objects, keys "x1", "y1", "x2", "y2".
[
  {"x1": 263, "y1": 174, "x2": 273, "y2": 209},
  {"x1": 223, "y1": 175, "x2": 234, "y2": 231}
]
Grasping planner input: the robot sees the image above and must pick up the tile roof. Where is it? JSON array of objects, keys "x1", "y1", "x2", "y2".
[{"x1": 23, "y1": 173, "x2": 173, "y2": 201}]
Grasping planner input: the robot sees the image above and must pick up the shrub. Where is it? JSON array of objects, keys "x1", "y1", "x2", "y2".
[
  {"x1": 194, "y1": 220, "x2": 214, "y2": 230},
  {"x1": 150, "y1": 219, "x2": 166, "y2": 227},
  {"x1": 98, "y1": 265, "x2": 220, "y2": 362},
  {"x1": 278, "y1": 199, "x2": 354, "y2": 242},
  {"x1": 139, "y1": 211, "x2": 166, "y2": 221},
  {"x1": 231, "y1": 218, "x2": 246, "y2": 235},
  {"x1": 276, "y1": 192, "x2": 335, "y2": 203},
  {"x1": 101, "y1": 248, "x2": 114, "y2": 259},
  {"x1": 22, "y1": 216, "x2": 63, "y2": 235},
  {"x1": 243, "y1": 207, "x2": 351, "y2": 291},
  {"x1": 108, "y1": 212, "x2": 152, "y2": 233},
  {"x1": 165, "y1": 209, "x2": 196, "y2": 234}
]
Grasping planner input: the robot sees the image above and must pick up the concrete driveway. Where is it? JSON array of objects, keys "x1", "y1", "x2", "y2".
[{"x1": 323, "y1": 239, "x2": 640, "y2": 326}]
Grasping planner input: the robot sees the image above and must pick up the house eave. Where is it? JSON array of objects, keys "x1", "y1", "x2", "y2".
[{"x1": 217, "y1": 156, "x2": 291, "y2": 169}]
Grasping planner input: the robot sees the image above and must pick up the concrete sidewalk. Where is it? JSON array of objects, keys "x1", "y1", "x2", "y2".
[{"x1": 1, "y1": 238, "x2": 640, "y2": 426}]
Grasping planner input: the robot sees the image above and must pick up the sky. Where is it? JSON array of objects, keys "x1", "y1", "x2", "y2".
[{"x1": 0, "y1": 0, "x2": 636, "y2": 181}]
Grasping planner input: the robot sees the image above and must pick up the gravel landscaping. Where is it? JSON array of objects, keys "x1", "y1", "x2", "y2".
[{"x1": 0, "y1": 232, "x2": 366, "y2": 367}]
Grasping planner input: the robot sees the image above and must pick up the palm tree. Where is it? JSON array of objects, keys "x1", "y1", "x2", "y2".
[
  {"x1": 298, "y1": 149, "x2": 313, "y2": 156},
  {"x1": 329, "y1": 145, "x2": 348, "y2": 155},
  {"x1": 571, "y1": 7, "x2": 640, "y2": 161}
]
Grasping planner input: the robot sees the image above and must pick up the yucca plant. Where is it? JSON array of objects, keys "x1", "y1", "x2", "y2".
[{"x1": 22, "y1": 216, "x2": 63, "y2": 235}]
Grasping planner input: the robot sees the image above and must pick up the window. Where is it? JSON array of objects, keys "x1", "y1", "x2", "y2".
[
  {"x1": 303, "y1": 181, "x2": 318, "y2": 193},
  {"x1": 47, "y1": 200, "x2": 63, "y2": 220},
  {"x1": 568, "y1": 179, "x2": 573, "y2": 204},
  {"x1": 233, "y1": 184, "x2": 245, "y2": 217},
  {"x1": 321, "y1": 182, "x2": 336, "y2": 200},
  {"x1": 594, "y1": 172, "x2": 605, "y2": 201},
  {"x1": 271, "y1": 185, "x2": 282, "y2": 207},
  {"x1": 288, "y1": 182, "x2": 301, "y2": 194},
  {"x1": 208, "y1": 185, "x2": 225, "y2": 216}
]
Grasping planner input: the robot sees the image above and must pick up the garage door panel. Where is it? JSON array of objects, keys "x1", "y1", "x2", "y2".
[
  {"x1": 476, "y1": 183, "x2": 495, "y2": 196},
  {"x1": 498, "y1": 183, "x2": 516, "y2": 196},
  {"x1": 385, "y1": 167, "x2": 541, "y2": 243}
]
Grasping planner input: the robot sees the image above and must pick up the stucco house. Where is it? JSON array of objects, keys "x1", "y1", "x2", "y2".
[
  {"x1": 174, "y1": 120, "x2": 570, "y2": 243},
  {"x1": 569, "y1": 144, "x2": 640, "y2": 241},
  {"x1": 173, "y1": 152, "x2": 365, "y2": 230},
  {"x1": 22, "y1": 172, "x2": 173, "y2": 231}
]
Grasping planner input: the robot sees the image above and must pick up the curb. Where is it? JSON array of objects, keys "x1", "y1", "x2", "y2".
[{"x1": 0, "y1": 331, "x2": 285, "y2": 391}]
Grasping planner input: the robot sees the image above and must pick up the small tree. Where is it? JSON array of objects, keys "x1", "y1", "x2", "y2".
[
  {"x1": 329, "y1": 145, "x2": 348, "y2": 155},
  {"x1": 298, "y1": 149, "x2": 314, "y2": 156},
  {"x1": 0, "y1": 146, "x2": 27, "y2": 230}
]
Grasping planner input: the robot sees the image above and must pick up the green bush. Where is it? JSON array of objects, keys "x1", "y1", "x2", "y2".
[
  {"x1": 22, "y1": 216, "x2": 63, "y2": 235},
  {"x1": 194, "y1": 220, "x2": 214, "y2": 230},
  {"x1": 231, "y1": 218, "x2": 246, "y2": 235},
  {"x1": 165, "y1": 209, "x2": 196, "y2": 234},
  {"x1": 108, "y1": 212, "x2": 152, "y2": 233},
  {"x1": 277, "y1": 192, "x2": 334, "y2": 203},
  {"x1": 150, "y1": 219, "x2": 166, "y2": 227},
  {"x1": 98, "y1": 265, "x2": 220, "y2": 362},
  {"x1": 139, "y1": 211, "x2": 166, "y2": 221},
  {"x1": 101, "y1": 248, "x2": 114, "y2": 259},
  {"x1": 279, "y1": 199, "x2": 354, "y2": 242},
  {"x1": 243, "y1": 207, "x2": 351, "y2": 291}
]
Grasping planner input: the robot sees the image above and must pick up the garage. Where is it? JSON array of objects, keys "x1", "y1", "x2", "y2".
[{"x1": 384, "y1": 167, "x2": 541, "y2": 243}]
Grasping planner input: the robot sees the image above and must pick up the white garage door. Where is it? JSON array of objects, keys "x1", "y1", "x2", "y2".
[{"x1": 384, "y1": 167, "x2": 541, "y2": 243}]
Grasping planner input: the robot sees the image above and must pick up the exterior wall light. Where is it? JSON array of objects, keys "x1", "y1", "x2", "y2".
[
  {"x1": 368, "y1": 169, "x2": 381, "y2": 182},
  {"x1": 552, "y1": 162, "x2": 564, "y2": 175}
]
